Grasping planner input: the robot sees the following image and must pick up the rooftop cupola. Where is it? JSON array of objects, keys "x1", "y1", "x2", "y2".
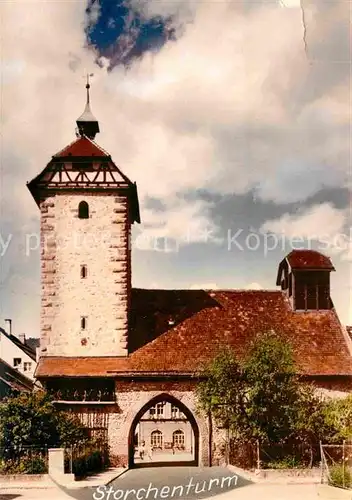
[
  {"x1": 276, "y1": 250, "x2": 335, "y2": 311},
  {"x1": 76, "y1": 74, "x2": 100, "y2": 140}
]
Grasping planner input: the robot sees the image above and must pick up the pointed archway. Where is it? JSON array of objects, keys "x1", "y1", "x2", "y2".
[{"x1": 128, "y1": 393, "x2": 200, "y2": 468}]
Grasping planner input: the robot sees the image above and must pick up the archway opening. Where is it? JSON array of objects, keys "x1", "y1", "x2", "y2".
[{"x1": 128, "y1": 393, "x2": 199, "y2": 468}]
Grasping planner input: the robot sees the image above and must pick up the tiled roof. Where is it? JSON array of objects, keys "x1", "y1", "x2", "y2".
[
  {"x1": 286, "y1": 250, "x2": 335, "y2": 270},
  {"x1": 0, "y1": 359, "x2": 34, "y2": 393},
  {"x1": 36, "y1": 289, "x2": 352, "y2": 378},
  {"x1": 25, "y1": 338, "x2": 40, "y2": 352},
  {"x1": 53, "y1": 136, "x2": 109, "y2": 158}
]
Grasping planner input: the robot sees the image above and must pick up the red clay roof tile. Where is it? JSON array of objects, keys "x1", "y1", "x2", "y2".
[
  {"x1": 53, "y1": 137, "x2": 109, "y2": 158},
  {"x1": 286, "y1": 250, "x2": 335, "y2": 270},
  {"x1": 36, "y1": 289, "x2": 352, "y2": 378}
]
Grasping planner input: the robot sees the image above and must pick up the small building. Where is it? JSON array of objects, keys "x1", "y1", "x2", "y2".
[
  {"x1": 136, "y1": 401, "x2": 193, "y2": 455},
  {"x1": 0, "y1": 327, "x2": 38, "y2": 381}
]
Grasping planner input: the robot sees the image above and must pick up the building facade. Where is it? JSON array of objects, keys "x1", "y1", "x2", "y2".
[
  {"x1": 31, "y1": 85, "x2": 352, "y2": 468},
  {"x1": 0, "y1": 327, "x2": 38, "y2": 381}
]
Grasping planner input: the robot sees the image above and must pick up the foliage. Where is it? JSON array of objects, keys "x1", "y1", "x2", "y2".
[
  {"x1": 328, "y1": 465, "x2": 352, "y2": 489},
  {"x1": 0, "y1": 392, "x2": 88, "y2": 461},
  {"x1": 196, "y1": 346, "x2": 247, "y2": 432},
  {"x1": 65, "y1": 445, "x2": 109, "y2": 478},
  {"x1": 265, "y1": 456, "x2": 303, "y2": 469},
  {"x1": 323, "y1": 395, "x2": 352, "y2": 442},
  {"x1": 0, "y1": 453, "x2": 47, "y2": 474},
  {"x1": 243, "y1": 332, "x2": 302, "y2": 444},
  {"x1": 196, "y1": 331, "x2": 328, "y2": 449}
]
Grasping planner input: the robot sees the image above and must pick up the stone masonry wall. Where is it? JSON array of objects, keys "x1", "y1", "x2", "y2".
[
  {"x1": 59, "y1": 377, "x2": 352, "y2": 470},
  {"x1": 108, "y1": 388, "x2": 210, "y2": 467},
  {"x1": 40, "y1": 192, "x2": 131, "y2": 357}
]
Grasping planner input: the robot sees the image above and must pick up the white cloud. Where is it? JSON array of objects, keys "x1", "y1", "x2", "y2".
[
  {"x1": 1, "y1": 0, "x2": 349, "y2": 235},
  {"x1": 1, "y1": 0, "x2": 350, "y2": 330},
  {"x1": 245, "y1": 282, "x2": 263, "y2": 290},
  {"x1": 260, "y1": 203, "x2": 351, "y2": 260},
  {"x1": 133, "y1": 198, "x2": 222, "y2": 252},
  {"x1": 189, "y1": 283, "x2": 218, "y2": 290}
]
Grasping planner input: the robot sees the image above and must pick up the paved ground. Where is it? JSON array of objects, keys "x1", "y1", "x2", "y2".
[
  {"x1": 0, "y1": 467, "x2": 334, "y2": 500},
  {"x1": 0, "y1": 483, "x2": 324, "y2": 500},
  {"x1": 134, "y1": 451, "x2": 194, "y2": 463}
]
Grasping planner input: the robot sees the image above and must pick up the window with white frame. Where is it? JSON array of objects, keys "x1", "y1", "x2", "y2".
[
  {"x1": 156, "y1": 402, "x2": 164, "y2": 417},
  {"x1": 150, "y1": 430, "x2": 163, "y2": 448},
  {"x1": 172, "y1": 430, "x2": 185, "y2": 447}
]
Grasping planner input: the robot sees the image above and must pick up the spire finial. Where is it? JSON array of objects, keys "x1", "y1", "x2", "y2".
[
  {"x1": 85, "y1": 73, "x2": 93, "y2": 104},
  {"x1": 76, "y1": 72, "x2": 100, "y2": 140}
]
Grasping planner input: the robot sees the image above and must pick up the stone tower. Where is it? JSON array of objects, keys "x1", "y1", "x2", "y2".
[{"x1": 27, "y1": 81, "x2": 140, "y2": 358}]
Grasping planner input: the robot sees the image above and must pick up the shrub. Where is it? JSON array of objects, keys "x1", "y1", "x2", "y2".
[
  {"x1": 0, "y1": 392, "x2": 89, "y2": 461},
  {"x1": 265, "y1": 456, "x2": 303, "y2": 469},
  {"x1": 0, "y1": 454, "x2": 47, "y2": 474},
  {"x1": 66, "y1": 447, "x2": 108, "y2": 478},
  {"x1": 329, "y1": 465, "x2": 352, "y2": 489}
]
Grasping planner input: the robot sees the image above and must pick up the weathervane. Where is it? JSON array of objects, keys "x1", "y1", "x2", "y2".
[
  {"x1": 84, "y1": 72, "x2": 94, "y2": 104},
  {"x1": 75, "y1": 72, "x2": 100, "y2": 140}
]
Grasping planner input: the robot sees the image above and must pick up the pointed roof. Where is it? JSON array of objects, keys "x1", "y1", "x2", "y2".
[
  {"x1": 76, "y1": 75, "x2": 100, "y2": 140},
  {"x1": 53, "y1": 136, "x2": 109, "y2": 158},
  {"x1": 77, "y1": 102, "x2": 98, "y2": 123}
]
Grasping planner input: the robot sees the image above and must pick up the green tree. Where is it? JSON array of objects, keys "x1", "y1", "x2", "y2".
[
  {"x1": 323, "y1": 394, "x2": 352, "y2": 441},
  {"x1": 196, "y1": 346, "x2": 248, "y2": 435},
  {"x1": 0, "y1": 391, "x2": 88, "y2": 457},
  {"x1": 243, "y1": 331, "x2": 299, "y2": 443},
  {"x1": 197, "y1": 331, "x2": 326, "y2": 447}
]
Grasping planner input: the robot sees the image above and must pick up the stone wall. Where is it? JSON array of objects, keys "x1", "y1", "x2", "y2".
[
  {"x1": 40, "y1": 192, "x2": 131, "y2": 357},
  {"x1": 304, "y1": 377, "x2": 352, "y2": 399},
  {"x1": 110, "y1": 388, "x2": 209, "y2": 467},
  {"x1": 68, "y1": 384, "x2": 210, "y2": 468}
]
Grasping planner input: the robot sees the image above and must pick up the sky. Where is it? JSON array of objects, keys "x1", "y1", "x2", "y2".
[{"x1": 0, "y1": 0, "x2": 351, "y2": 337}]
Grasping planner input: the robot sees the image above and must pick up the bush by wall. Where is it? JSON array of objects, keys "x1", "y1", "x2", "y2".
[
  {"x1": 328, "y1": 465, "x2": 352, "y2": 489},
  {"x1": 0, "y1": 452, "x2": 47, "y2": 474},
  {"x1": 65, "y1": 445, "x2": 110, "y2": 478}
]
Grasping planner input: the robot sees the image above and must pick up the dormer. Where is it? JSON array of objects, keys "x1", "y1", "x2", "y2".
[{"x1": 276, "y1": 250, "x2": 335, "y2": 311}]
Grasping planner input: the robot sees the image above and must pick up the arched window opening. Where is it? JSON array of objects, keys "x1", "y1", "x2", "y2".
[
  {"x1": 150, "y1": 430, "x2": 163, "y2": 449},
  {"x1": 172, "y1": 430, "x2": 185, "y2": 449},
  {"x1": 78, "y1": 201, "x2": 89, "y2": 219},
  {"x1": 81, "y1": 265, "x2": 87, "y2": 279}
]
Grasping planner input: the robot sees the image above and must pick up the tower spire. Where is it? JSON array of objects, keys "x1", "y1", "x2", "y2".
[
  {"x1": 86, "y1": 73, "x2": 91, "y2": 104},
  {"x1": 76, "y1": 73, "x2": 100, "y2": 140}
]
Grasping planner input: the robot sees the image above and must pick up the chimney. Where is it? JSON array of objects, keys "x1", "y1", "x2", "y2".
[
  {"x1": 4, "y1": 319, "x2": 12, "y2": 335},
  {"x1": 18, "y1": 333, "x2": 26, "y2": 344}
]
